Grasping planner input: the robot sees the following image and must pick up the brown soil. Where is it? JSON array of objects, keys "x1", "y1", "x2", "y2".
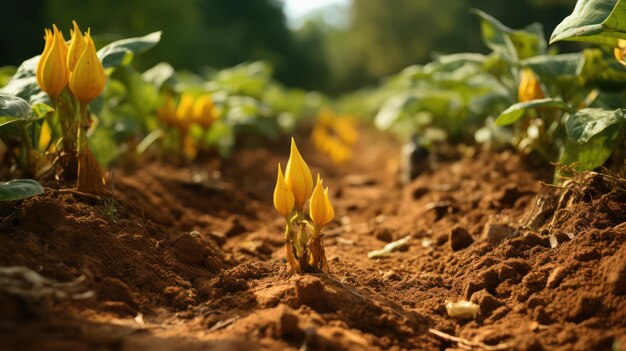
[{"x1": 0, "y1": 130, "x2": 625, "y2": 351}]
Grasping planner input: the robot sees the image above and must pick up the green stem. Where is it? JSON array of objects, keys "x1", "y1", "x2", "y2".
[
  {"x1": 18, "y1": 122, "x2": 32, "y2": 175},
  {"x1": 77, "y1": 103, "x2": 89, "y2": 156}
]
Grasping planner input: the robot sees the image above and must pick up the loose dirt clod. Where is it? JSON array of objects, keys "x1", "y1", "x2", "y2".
[{"x1": 449, "y1": 225, "x2": 473, "y2": 251}]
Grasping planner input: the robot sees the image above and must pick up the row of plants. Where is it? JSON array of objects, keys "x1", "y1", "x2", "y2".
[
  {"x1": 0, "y1": 21, "x2": 345, "y2": 199},
  {"x1": 342, "y1": 0, "x2": 626, "y2": 180}
]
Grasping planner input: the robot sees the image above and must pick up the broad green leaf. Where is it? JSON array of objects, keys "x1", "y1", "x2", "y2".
[
  {"x1": 577, "y1": 48, "x2": 626, "y2": 89},
  {"x1": 472, "y1": 9, "x2": 546, "y2": 61},
  {"x1": 32, "y1": 103, "x2": 54, "y2": 118},
  {"x1": 550, "y1": 0, "x2": 626, "y2": 46},
  {"x1": 142, "y1": 62, "x2": 175, "y2": 89},
  {"x1": 473, "y1": 9, "x2": 517, "y2": 60},
  {"x1": 0, "y1": 95, "x2": 51, "y2": 128},
  {"x1": 522, "y1": 54, "x2": 582, "y2": 81},
  {"x1": 0, "y1": 179, "x2": 44, "y2": 201},
  {"x1": 560, "y1": 124, "x2": 620, "y2": 171},
  {"x1": 433, "y1": 53, "x2": 488, "y2": 66},
  {"x1": 98, "y1": 31, "x2": 162, "y2": 69},
  {"x1": 496, "y1": 98, "x2": 571, "y2": 126},
  {"x1": 0, "y1": 94, "x2": 30, "y2": 119},
  {"x1": 0, "y1": 56, "x2": 50, "y2": 106},
  {"x1": 566, "y1": 108, "x2": 626, "y2": 142}
]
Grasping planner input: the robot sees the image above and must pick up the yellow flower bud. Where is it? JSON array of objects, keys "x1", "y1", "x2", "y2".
[
  {"x1": 69, "y1": 29, "x2": 106, "y2": 104},
  {"x1": 192, "y1": 94, "x2": 217, "y2": 130},
  {"x1": 175, "y1": 93, "x2": 195, "y2": 133},
  {"x1": 67, "y1": 21, "x2": 86, "y2": 72},
  {"x1": 36, "y1": 29, "x2": 52, "y2": 89},
  {"x1": 157, "y1": 95, "x2": 177, "y2": 127},
  {"x1": 285, "y1": 138, "x2": 313, "y2": 211},
  {"x1": 37, "y1": 25, "x2": 69, "y2": 100},
  {"x1": 335, "y1": 117, "x2": 358, "y2": 145},
  {"x1": 518, "y1": 68, "x2": 544, "y2": 102},
  {"x1": 309, "y1": 174, "x2": 333, "y2": 227},
  {"x1": 324, "y1": 187, "x2": 334, "y2": 223},
  {"x1": 614, "y1": 39, "x2": 626, "y2": 66},
  {"x1": 273, "y1": 163, "x2": 295, "y2": 218}
]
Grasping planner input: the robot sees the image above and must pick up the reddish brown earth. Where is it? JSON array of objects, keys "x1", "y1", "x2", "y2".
[{"x1": 0, "y1": 130, "x2": 625, "y2": 351}]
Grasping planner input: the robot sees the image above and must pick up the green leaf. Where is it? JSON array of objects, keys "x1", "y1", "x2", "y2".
[
  {"x1": 0, "y1": 94, "x2": 52, "y2": 128},
  {"x1": 560, "y1": 124, "x2": 620, "y2": 171},
  {"x1": 98, "y1": 31, "x2": 162, "y2": 69},
  {"x1": 141, "y1": 62, "x2": 175, "y2": 89},
  {"x1": 522, "y1": 54, "x2": 582, "y2": 81},
  {"x1": 472, "y1": 9, "x2": 546, "y2": 61},
  {"x1": 0, "y1": 179, "x2": 44, "y2": 201},
  {"x1": 0, "y1": 56, "x2": 51, "y2": 106},
  {"x1": 32, "y1": 103, "x2": 54, "y2": 118},
  {"x1": 375, "y1": 94, "x2": 415, "y2": 130},
  {"x1": 496, "y1": 98, "x2": 572, "y2": 126},
  {"x1": 566, "y1": 108, "x2": 626, "y2": 142},
  {"x1": 0, "y1": 93, "x2": 31, "y2": 118},
  {"x1": 550, "y1": 0, "x2": 626, "y2": 46}
]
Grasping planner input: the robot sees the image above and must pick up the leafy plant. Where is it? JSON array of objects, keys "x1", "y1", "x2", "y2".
[
  {"x1": 548, "y1": 0, "x2": 626, "y2": 175},
  {"x1": 0, "y1": 22, "x2": 161, "y2": 192}
]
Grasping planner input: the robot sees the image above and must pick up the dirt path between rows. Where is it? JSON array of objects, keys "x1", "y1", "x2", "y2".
[{"x1": 1, "y1": 130, "x2": 625, "y2": 351}]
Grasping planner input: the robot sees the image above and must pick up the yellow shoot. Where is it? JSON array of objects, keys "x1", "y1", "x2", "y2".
[
  {"x1": 37, "y1": 25, "x2": 69, "y2": 100},
  {"x1": 273, "y1": 164, "x2": 295, "y2": 218},
  {"x1": 69, "y1": 29, "x2": 106, "y2": 104},
  {"x1": 518, "y1": 68, "x2": 544, "y2": 102},
  {"x1": 309, "y1": 174, "x2": 333, "y2": 227},
  {"x1": 285, "y1": 138, "x2": 313, "y2": 212}
]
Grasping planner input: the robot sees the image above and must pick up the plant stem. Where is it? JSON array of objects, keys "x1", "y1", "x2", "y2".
[{"x1": 18, "y1": 122, "x2": 32, "y2": 176}]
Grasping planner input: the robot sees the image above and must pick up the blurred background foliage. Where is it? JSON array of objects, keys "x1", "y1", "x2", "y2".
[{"x1": 1, "y1": 0, "x2": 578, "y2": 95}]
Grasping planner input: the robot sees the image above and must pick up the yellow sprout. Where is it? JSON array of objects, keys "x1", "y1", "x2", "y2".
[
  {"x1": 285, "y1": 138, "x2": 313, "y2": 211},
  {"x1": 273, "y1": 163, "x2": 295, "y2": 218},
  {"x1": 192, "y1": 94, "x2": 218, "y2": 130},
  {"x1": 334, "y1": 117, "x2": 358, "y2": 145},
  {"x1": 310, "y1": 174, "x2": 334, "y2": 228},
  {"x1": 157, "y1": 95, "x2": 177, "y2": 127},
  {"x1": 311, "y1": 110, "x2": 358, "y2": 164},
  {"x1": 518, "y1": 68, "x2": 544, "y2": 102},
  {"x1": 37, "y1": 25, "x2": 69, "y2": 100},
  {"x1": 67, "y1": 21, "x2": 85, "y2": 72},
  {"x1": 323, "y1": 187, "x2": 334, "y2": 223},
  {"x1": 69, "y1": 29, "x2": 106, "y2": 104},
  {"x1": 175, "y1": 93, "x2": 195, "y2": 133}
]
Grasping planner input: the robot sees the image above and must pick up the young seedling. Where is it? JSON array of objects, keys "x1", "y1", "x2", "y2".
[
  {"x1": 37, "y1": 21, "x2": 107, "y2": 194},
  {"x1": 274, "y1": 138, "x2": 334, "y2": 274}
]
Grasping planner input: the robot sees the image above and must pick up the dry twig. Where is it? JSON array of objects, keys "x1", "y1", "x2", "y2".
[
  {"x1": 429, "y1": 328, "x2": 510, "y2": 351},
  {"x1": 0, "y1": 266, "x2": 93, "y2": 300}
]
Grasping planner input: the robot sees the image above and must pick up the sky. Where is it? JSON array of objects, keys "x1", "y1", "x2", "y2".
[{"x1": 281, "y1": 0, "x2": 350, "y2": 28}]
